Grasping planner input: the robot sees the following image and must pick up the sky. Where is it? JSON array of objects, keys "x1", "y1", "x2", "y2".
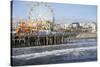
[{"x1": 12, "y1": 1, "x2": 97, "y2": 24}]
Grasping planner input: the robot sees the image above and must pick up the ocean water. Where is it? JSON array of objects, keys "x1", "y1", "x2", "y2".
[{"x1": 11, "y1": 38, "x2": 97, "y2": 66}]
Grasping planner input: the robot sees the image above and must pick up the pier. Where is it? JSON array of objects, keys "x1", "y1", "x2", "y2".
[{"x1": 11, "y1": 32, "x2": 77, "y2": 48}]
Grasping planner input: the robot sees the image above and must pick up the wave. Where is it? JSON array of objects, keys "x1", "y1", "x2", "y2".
[{"x1": 12, "y1": 46, "x2": 97, "y2": 60}]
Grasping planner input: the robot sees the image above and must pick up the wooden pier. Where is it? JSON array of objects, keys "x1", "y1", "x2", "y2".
[{"x1": 11, "y1": 32, "x2": 77, "y2": 48}]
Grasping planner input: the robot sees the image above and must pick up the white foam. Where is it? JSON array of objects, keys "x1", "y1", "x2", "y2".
[{"x1": 12, "y1": 46, "x2": 97, "y2": 60}]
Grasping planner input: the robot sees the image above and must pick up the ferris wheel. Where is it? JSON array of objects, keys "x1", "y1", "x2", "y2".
[{"x1": 27, "y1": 2, "x2": 55, "y2": 23}]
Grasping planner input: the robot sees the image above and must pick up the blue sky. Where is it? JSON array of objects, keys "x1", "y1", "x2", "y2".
[{"x1": 12, "y1": 1, "x2": 97, "y2": 24}]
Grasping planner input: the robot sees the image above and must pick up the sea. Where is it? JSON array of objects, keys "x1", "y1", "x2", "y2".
[{"x1": 11, "y1": 38, "x2": 97, "y2": 66}]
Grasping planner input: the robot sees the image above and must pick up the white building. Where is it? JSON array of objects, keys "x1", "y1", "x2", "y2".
[{"x1": 80, "y1": 22, "x2": 97, "y2": 33}]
